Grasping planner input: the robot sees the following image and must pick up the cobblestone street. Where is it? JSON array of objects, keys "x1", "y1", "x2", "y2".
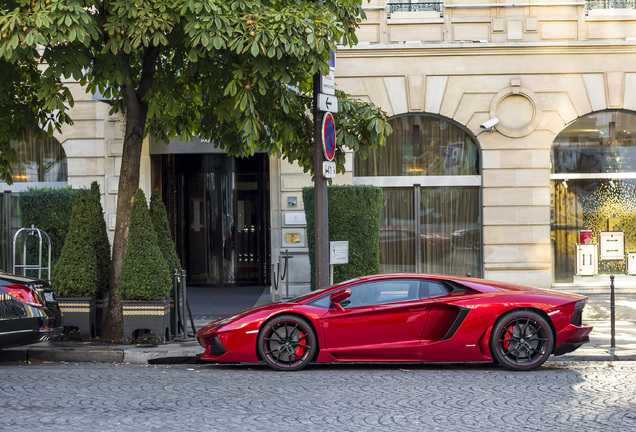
[{"x1": 1, "y1": 361, "x2": 635, "y2": 431}]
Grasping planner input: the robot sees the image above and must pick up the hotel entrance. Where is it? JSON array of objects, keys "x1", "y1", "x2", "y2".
[{"x1": 164, "y1": 153, "x2": 270, "y2": 287}]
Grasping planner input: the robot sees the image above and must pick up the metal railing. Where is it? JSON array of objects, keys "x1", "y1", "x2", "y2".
[
  {"x1": 586, "y1": 0, "x2": 636, "y2": 9},
  {"x1": 387, "y1": 2, "x2": 444, "y2": 18}
]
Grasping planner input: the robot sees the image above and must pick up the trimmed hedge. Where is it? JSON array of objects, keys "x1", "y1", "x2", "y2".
[
  {"x1": 303, "y1": 185, "x2": 383, "y2": 290},
  {"x1": 150, "y1": 189, "x2": 182, "y2": 275},
  {"x1": 118, "y1": 189, "x2": 171, "y2": 301},
  {"x1": 87, "y1": 182, "x2": 111, "y2": 293},
  {"x1": 51, "y1": 192, "x2": 98, "y2": 297},
  {"x1": 19, "y1": 186, "x2": 81, "y2": 276}
]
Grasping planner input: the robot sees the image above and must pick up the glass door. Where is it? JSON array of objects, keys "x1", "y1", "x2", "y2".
[{"x1": 175, "y1": 154, "x2": 269, "y2": 286}]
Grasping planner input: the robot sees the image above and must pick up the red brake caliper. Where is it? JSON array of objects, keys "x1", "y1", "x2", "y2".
[{"x1": 295, "y1": 331, "x2": 307, "y2": 358}]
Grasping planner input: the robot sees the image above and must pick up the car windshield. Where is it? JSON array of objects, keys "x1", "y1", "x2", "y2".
[
  {"x1": 283, "y1": 286, "x2": 331, "y2": 303},
  {"x1": 282, "y1": 276, "x2": 373, "y2": 304}
]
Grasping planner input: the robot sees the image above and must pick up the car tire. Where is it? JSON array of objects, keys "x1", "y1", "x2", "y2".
[
  {"x1": 258, "y1": 314, "x2": 316, "y2": 371},
  {"x1": 490, "y1": 310, "x2": 554, "y2": 371}
]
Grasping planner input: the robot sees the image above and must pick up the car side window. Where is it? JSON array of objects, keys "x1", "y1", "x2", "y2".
[
  {"x1": 420, "y1": 281, "x2": 450, "y2": 298},
  {"x1": 347, "y1": 280, "x2": 420, "y2": 308}
]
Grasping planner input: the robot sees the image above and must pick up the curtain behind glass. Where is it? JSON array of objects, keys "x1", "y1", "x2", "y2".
[
  {"x1": 421, "y1": 186, "x2": 482, "y2": 277},
  {"x1": 10, "y1": 130, "x2": 67, "y2": 182},
  {"x1": 380, "y1": 188, "x2": 415, "y2": 273},
  {"x1": 379, "y1": 186, "x2": 482, "y2": 277},
  {"x1": 356, "y1": 115, "x2": 479, "y2": 177}
]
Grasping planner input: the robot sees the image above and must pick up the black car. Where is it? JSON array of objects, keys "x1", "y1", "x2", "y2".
[{"x1": 0, "y1": 272, "x2": 63, "y2": 349}]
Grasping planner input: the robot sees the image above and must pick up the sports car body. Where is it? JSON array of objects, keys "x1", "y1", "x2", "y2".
[{"x1": 196, "y1": 274, "x2": 592, "y2": 371}]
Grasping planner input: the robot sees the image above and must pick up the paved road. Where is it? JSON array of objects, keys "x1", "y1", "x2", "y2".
[{"x1": 1, "y1": 361, "x2": 635, "y2": 431}]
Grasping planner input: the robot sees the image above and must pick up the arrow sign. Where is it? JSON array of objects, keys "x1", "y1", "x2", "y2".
[
  {"x1": 318, "y1": 93, "x2": 338, "y2": 113},
  {"x1": 322, "y1": 112, "x2": 336, "y2": 161}
]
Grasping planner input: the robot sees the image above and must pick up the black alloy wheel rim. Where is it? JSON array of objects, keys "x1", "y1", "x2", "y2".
[
  {"x1": 263, "y1": 320, "x2": 311, "y2": 369},
  {"x1": 497, "y1": 316, "x2": 549, "y2": 366}
]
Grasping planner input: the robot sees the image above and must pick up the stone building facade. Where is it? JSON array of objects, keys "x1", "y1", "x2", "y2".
[{"x1": 3, "y1": 1, "x2": 636, "y2": 295}]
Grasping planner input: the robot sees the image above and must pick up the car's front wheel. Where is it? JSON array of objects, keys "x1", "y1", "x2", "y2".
[
  {"x1": 258, "y1": 315, "x2": 316, "y2": 371},
  {"x1": 491, "y1": 310, "x2": 554, "y2": 371}
]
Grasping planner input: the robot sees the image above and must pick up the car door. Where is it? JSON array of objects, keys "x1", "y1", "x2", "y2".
[{"x1": 320, "y1": 279, "x2": 435, "y2": 361}]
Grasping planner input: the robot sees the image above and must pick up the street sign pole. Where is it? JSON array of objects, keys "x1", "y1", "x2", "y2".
[{"x1": 313, "y1": 63, "x2": 329, "y2": 291}]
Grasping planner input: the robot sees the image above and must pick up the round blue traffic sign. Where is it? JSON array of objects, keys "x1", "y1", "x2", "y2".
[{"x1": 322, "y1": 112, "x2": 336, "y2": 161}]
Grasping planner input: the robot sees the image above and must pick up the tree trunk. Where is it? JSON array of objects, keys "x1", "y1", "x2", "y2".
[{"x1": 101, "y1": 112, "x2": 146, "y2": 341}]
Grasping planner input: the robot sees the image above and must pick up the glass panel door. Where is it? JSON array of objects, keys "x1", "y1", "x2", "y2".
[{"x1": 176, "y1": 154, "x2": 268, "y2": 286}]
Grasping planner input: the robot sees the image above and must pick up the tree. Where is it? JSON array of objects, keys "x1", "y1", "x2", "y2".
[{"x1": 1, "y1": 0, "x2": 392, "y2": 341}]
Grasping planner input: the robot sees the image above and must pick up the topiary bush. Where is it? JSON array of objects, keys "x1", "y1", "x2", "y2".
[
  {"x1": 118, "y1": 189, "x2": 171, "y2": 301},
  {"x1": 19, "y1": 186, "x2": 81, "y2": 275},
  {"x1": 51, "y1": 192, "x2": 98, "y2": 297},
  {"x1": 149, "y1": 188, "x2": 181, "y2": 275},
  {"x1": 86, "y1": 182, "x2": 111, "y2": 293},
  {"x1": 303, "y1": 185, "x2": 383, "y2": 290}
]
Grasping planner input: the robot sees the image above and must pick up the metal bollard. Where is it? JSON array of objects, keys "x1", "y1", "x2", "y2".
[
  {"x1": 610, "y1": 275, "x2": 616, "y2": 348},
  {"x1": 181, "y1": 269, "x2": 188, "y2": 340},
  {"x1": 172, "y1": 269, "x2": 180, "y2": 340}
]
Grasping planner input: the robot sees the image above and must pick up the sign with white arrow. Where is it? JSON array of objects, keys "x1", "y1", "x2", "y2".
[{"x1": 318, "y1": 93, "x2": 338, "y2": 113}]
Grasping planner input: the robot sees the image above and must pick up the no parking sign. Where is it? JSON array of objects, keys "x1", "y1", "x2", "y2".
[{"x1": 322, "y1": 112, "x2": 336, "y2": 161}]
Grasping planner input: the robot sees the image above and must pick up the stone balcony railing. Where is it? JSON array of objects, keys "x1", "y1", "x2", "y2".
[
  {"x1": 387, "y1": 2, "x2": 444, "y2": 18},
  {"x1": 586, "y1": 0, "x2": 636, "y2": 8}
]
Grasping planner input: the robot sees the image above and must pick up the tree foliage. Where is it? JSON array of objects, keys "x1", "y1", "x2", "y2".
[{"x1": 1, "y1": 0, "x2": 392, "y2": 340}]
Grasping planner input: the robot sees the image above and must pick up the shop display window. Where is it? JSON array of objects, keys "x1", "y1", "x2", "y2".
[{"x1": 551, "y1": 110, "x2": 636, "y2": 283}]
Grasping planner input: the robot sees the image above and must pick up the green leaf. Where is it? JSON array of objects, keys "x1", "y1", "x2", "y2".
[{"x1": 250, "y1": 41, "x2": 259, "y2": 57}]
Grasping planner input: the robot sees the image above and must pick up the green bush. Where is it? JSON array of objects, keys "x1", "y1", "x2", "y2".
[
  {"x1": 51, "y1": 193, "x2": 98, "y2": 297},
  {"x1": 303, "y1": 185, "x2": 383, "y2": 290},
  {"x1": 87, "y1": 182, "x2": 111, "y2": 293},
  {"x1": 149, "y1": 189, "x2": 181, "y2": 275},
  {"x1": 118, "y1": 189, "x2": 171, "y2": 301},
  {"x1": 20, "y1": 187, "x2": 80, "y2": 274}
]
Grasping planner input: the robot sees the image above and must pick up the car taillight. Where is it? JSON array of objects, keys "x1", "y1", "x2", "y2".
[{"x1": 2, "y1": 284, "x2": 43, "y2": 307}]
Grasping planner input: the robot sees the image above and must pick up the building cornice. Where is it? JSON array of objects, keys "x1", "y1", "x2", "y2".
[{"x1": 337, "y1": 41, "x2": 636, "y2": 58}]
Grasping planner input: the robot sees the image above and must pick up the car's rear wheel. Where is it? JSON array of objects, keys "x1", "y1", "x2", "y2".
[
  {"x1": 258, "y1": 315, "x2": 316, "y2": 371},
  {"x1": 491, "y1": 310, "x2": 554, "y2": 371}
]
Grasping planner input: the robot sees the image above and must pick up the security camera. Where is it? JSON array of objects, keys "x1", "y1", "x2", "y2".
[{"x1": 480, "y1": 118, "x2": 499, "y2": 131}]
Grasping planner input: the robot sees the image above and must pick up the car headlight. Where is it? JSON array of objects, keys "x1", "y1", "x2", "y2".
[
  {"x1": 574, "y1": 298, "x2": 587, "y2": 311},
  {"x1": 213, "y1": 313, "x2": 243, "y2": 329}
]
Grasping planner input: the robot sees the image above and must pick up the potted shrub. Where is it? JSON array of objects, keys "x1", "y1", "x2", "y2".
[
  {"x1": 149, "y1": 189, "x2": 182, "y2": 337},
  {"x1": 52, "y1": 192, "x2": 98, "y2": 341},
  {"x1": 119, "y1": 189, "x2": 172, "y2": 343},
  {"x1": 86, "y1": 182, "x2": 112, "y2": 337}
]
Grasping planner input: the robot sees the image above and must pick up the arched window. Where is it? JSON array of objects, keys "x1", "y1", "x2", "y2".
[
  {"x1": 9, "y1": 130, "x2": 67, "y2": 184},
  {"x1": 551, "y1": 110, "x2": 636, "y2": 284},
  {"x1": 355, "y1": 114, "x2": 482, "y2": 278}
]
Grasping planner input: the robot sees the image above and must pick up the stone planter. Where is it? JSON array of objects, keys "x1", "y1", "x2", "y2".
[
  {"x1": 122, "y1": 298, "x2": 171, "y2": 344},
  {"x1": 95, "y1": 292, "x2": 109, "y2": 337},
  {"x1": 57, "y1": 296, "x2": 96, "y2": 341}
]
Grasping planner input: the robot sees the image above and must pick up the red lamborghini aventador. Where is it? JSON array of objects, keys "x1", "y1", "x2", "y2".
[{"x1": 196, "y1": 274, "x2": 592, "y2": 371}]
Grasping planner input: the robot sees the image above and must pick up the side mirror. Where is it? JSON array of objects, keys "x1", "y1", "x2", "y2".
[{"x1": 330, "y1": 289, "x2": 351, "y2": 312}]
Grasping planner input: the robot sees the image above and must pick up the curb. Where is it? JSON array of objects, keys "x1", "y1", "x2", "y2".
[{"x1": 3, "y1": 345, "x2": 636, "y2": 365}]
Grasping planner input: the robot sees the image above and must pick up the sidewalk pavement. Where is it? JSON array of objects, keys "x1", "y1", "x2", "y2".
[{"x1": 2, "y1": 318, "x2": 635, "y2": 366}]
